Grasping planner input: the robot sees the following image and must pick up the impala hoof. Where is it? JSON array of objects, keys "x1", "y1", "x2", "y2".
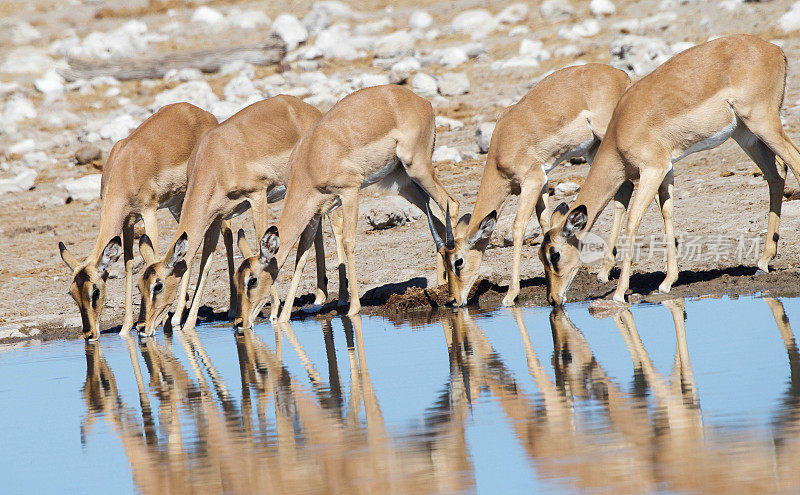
[{"x1": 501, "y1": 293, "x2": 518, "y2": 307}]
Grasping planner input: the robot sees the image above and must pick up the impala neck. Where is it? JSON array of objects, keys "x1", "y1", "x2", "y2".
[
  {"x1": 171, "y1": 191, "x2": 216, "y2": 264},
  {"x1": 89, "y1": 198, "x2": 129, "y2": 262},
  {"x1": 572, "y1": 147, "x2": 626, "y2": 232},
  {"x1": 465, "y1": 154, "x2": 510, "y2": 243},
  {"x1": 272, "y1": 185, "x2": 323, "y2": 276}
]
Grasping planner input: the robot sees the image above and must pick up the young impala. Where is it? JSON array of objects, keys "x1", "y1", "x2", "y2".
[
  {"x1": 234, "y1": 84, "x2": 460, "y2": 327},
  {"x1": 58, "y1": 103, "x2": 217, "y2": 340},
  {"x1": 137, "y1": 95, "x2": 339, "y2": 336},
  {"x1": 432, "y1": 64, "x2": 631, "y2": 306},
  {"x1": 541, "y1": 35, "x2": 800, "y2": 305}
]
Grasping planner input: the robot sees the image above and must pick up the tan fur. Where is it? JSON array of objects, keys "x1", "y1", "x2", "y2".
[
  {"x1": 236, "y1": 85, "x2": 460, "y2": 325},
  {"x1": 137, "y1": 95, "x2": 333, "y2": 336},
  {"x1": 438, "y1": 64, "x2": 631, "y2": 306},
  {"x1": 541, "y1": 35, "x2": 800, "y2": 305},
  {"x1": 58, "y1": 103, "x2": 217, "y2": 340}
]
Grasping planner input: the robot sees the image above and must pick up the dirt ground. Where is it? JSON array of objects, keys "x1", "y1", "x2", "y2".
[{"x1": 4, "y1": 0, "x2": 800, "y2": 345}]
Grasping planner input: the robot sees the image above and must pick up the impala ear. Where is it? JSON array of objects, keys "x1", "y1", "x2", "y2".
[
  {"x1": 563, "y1": 205, "x2": 588, "y2": 239},
  {"x1": 237, "y1": 229, "x2": 254, "y2": 258},
  {"x1": 58, "y1": 241, "x2": 80, "y2": 271},
  {"x1": 260, "y1": 226, "x2": 279, "y2": 264},
  {"x1": 139, "y1": 234, "x2": 156, "y2": 265},
  {"x1": 466, "y1": 211, "x2": 497, "y2": 248},
  {"x1": 166, "y1": 233, "x2": 188, "y2": 270},
  {"x1": 98, "y1": 236, "x2": 122, "y2": 276},
  {"x1": 455, "y1": 213, "x2": 471, "y2": 237}
]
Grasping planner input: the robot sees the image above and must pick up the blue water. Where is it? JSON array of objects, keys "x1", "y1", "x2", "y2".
[{"x1": 1, "y1": 295, "x2": 798, "y2": 494}]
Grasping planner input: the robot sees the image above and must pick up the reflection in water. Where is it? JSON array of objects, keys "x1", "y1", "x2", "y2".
[{"x1": 79, "y1": 298, "x2": 800, "y2": 494}]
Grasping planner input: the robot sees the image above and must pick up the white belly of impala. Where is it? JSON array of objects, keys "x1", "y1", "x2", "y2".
[{"x1": 671, "y1": 116, "x2": 737, "y2": 164}]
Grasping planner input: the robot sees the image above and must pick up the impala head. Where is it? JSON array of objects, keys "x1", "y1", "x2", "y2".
[
  {"x1": 539, "y1": 203, "x2": 588, "y2": 306},
  {"x1": 59, "y1": 237, "x2": 122, "y2": 340},
  {"x1": 233, "y1": 227, "x2": 279, "y2": 330},
  {"x1": 137, "y1": 233, "x2": 188, "y2": 337},
  {"x1": 427, "y1": 204, "x2": 497, "y2": 306}
]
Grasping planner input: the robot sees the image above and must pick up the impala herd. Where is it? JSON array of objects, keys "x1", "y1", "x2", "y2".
[{"x1": 58, "y1": 35, "x2": 800, "y2": 340}]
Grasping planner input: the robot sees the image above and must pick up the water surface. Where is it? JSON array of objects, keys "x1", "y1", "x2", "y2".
[{"x1": 2, "y1": 295, "x2": 799, "y2": 494}]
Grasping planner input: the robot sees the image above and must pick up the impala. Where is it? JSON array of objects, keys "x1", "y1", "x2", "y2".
[
  {"x1": 541, "y1": 35, "x2": 800, "y2": 305},
  {"x1": 234, "y1": 84, "x2": 459, "y2": 327},
  {"x1": 58, "y1": 103, "x2": 217, "y2": 340},
  {"x1": 432, "y1": 64, "x2": 632, "y2": 306},
  {"x1": 137, "y1": 95, "x2": 337, "y2": 336}
]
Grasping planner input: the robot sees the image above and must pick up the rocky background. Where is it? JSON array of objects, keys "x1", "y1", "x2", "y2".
[{"x1": 3, "y1": 0, "x2": 800, "y2": 345}]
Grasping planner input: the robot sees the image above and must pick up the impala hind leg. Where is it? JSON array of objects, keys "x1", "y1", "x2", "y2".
[
  {"x1": 503, "y1": 177, "x2": 545, "y2": 306},
  {"x1": 657, "y1": 170, "x2": 678, "y2": 293},
  {"x1": 222, "y1": 220, "x2": 238, "y2": 319},
  {"x1": 733, "y1": 127, "x2": 786, "y2": 272},
  {"x1": 613, "y1": 166, "x2": 669, "y2": 303},
  {"x1": 121, "y1": 221, "x2": 135, "y2": 335},
  {"x1": 340, "y1": 189, "x2": 361, "y2": 316},
  {"x1": 328, "y1": 209, "x2": 348, "y2": 306},
  {"x1": 598, "y1": 181, "x2": 634, "y2": 282},
  {"x1": 182, "y1": 221, "x2": 221, "y2": 332},
  {"x1": 313, "y1": 219, "x2": 328, "y2": 305},
  {"x1": 278, "y1": 217, "x2": 320, "y2": 322}
]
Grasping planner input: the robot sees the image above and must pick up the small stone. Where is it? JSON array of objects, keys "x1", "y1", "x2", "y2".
[
  {"x1": 432, "y1": 146, "x2": 462, "y2": 163},
  {"x1": 374, "y1": 30, "x2": 415, "y2": 59},
  {"x1": 75, "y1": 144, "x2": 103, "y2": 165},
  {"x1": 435, "y1": 116, "x2": 464, "y2": 130},
  {"x1": 541, "y1": 0, "x2": 575, "y2": 20},
  {"x1": 34, "y1": 70, "x2": 65, "y2": 97},
  {"x1": 509, "y1": 26, "x2": 530, "y2": 36},
  {"x1": 590, "y1": 0, "x2": 617, "y2": 16},
  {"x1": 409, "y1": 10, "x2": 433, "y2": 29},
  {"x1": 191, "y1": 6, "x2": 225, "y2": 26},
  {"x1": 9, "y1": 139, "x2": 35, "y2": 155},
  {"x1": 781, "y1": 2, "x2": 800, "y2": 32},
  {"x1": 0, "y1": 168, "x2": 37, "y2": 195},
  {"x1": 436, "y1": 47, "x2": 469, "y2": 68},
  {"x1": 558, "y1": 19, "x2": 601, "y2": 40},
  {"x1": 61, "y1": 174, "x2": 102, "y2": 202},
  {"x1": 475, "y1": 122, "x2": 496, "y2": 154},
  {"x1": 555, "y1": 181, "x2": 580, "y2": 195},
  {"x1": 100, "y1": 114, "x2": 139, "y2": 143},
  {"x1": 272, "y1": 14, "x2": 308, "y2": 51},
  {"x1": 610, "y1": 35, "x2": 671, "y2": 76},
  {"x1": 364, "y1": 196, "x2": 423, "y2": 230},
  {"x1": 412, "y1": 73, "x2": 438, "y2": 97},
  {"x1": 11, "y1": 21, "x2": 42, "y2": 45},
  {"x1": 436, "y1": 72, "x2": 469, "y2": 96},
  {"x1": 389, "y1": 57, "x2": 420, "y2": 82},
  {"x1": 496, "y1": 4, "x2": 529, "y2": 24},
  {"x1": 451, "y1": 9, "x2": 498, "y2": 38}
]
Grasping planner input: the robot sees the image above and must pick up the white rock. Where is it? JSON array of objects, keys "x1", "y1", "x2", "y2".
[
  {"x1": 224, "y1": 74, "x2": 257, "y2": 100},
  {"x1": 164, "y1": 68, "x2": 203, "y2": 82},
  {"x1": 436, "y1": 47, "x2": 469, "y2": 67},
  {"x1": 490, "y1": 55, "x2": 541, "y2": 71},
  {"x1": 354, "y1": 18, "x2": 393, "y2": 36},
  {"x1": 9, "y1": 139, "x2": 35, "y2": 155},
  {"x1": 304, "y1": 92, "x2": 339, "y2": 109},
  {"x1": 781, "y1": 2, "x2": 800, "y2": 32},
  {"x1": 34, "y1": 70, "x2": 65, "y2": 96},
  {"x1": 555, "y1": 45, "x2": 584, "y2": 57},
  {"x1": 272, "y1": 14, "x2": 308, "y2": 51},
  {"x1": 12, "y1": 22, "x2": 42, "y2": 45},
  {"x1": 22, "y1": 151, "x2": 54, "y2": 168},
  {"x1": 228, "y1": 9, "x2": 271, "y2": 29},
  {"x1": 451, "y1": 9, "x2": 498, "y2": 38},
  {"x1": 354, "y1": 73, "x2": 390, "y2": 89},
  {"x1": 496, "y1": 4, "x2": 529, "y2": 24},
  {"x1": 409, "y1": 10, "x2": 433, "y2": 29},
  {"x1": 315, "y1": 25, "x2": 363, "y2": 60},
  {"x1": 191, "y1": 6, "x2": 225, "y2": 26},
  {"x1": 3, "y1": 96, "x2": 37, "y2": 122},
  {"x1": 374, "y1": 30, "x2": 415, "y2": 59},
  {"x1": 365, "y1": 196, "x2": 423, "y2": 230},
  {"x1": 303, "y1": 4, "x2": 331, "y2": 35},
  {"x1": 476, "y1": 122, "x2": 496, "y2": 154},
  {"x1": 100, "y1": 114, "x2": 139, "y2": 142},
  {"x1": 1, "y1": 49, "x2": 52, "y2": 74},
  {"x1": 391, "y1": 56, "x2": 421, "y2": 75},
  {"x1": 558, "y1": 19, "x2": 601, "y2": 40},
  {"x1": 555, "y1": 181, "x2": 580, "y2": 195},
  {"x1": 509, "y1": 25, "x2": 530, "y2": 36},
  {"x1": 0, "y1": 324, "x2": 26, "y2": 339},
  {"x1": 541, "y1": 0, "x2": 575, "y2": 20},
  {"x1": 670, "y1": 41, "x2": 695, "y2": 55},
  {"x1": 60, "y1": 174, "x2": 102, "y2": 202},
  {"x1": 53, "y1": 20, "x2": 161, "y2": 61},
  {"x1": 435, "y1": 116, "x2": 464, "y2": 130},
  {"x1": 313, "y1": 1, "x2": 353, "y2": 17},
  {"x1": 0, "y1": 168, "x2": 36, "y2": 195},
  {"x1": 432, "y1": 146, "x2": 462, "y2": 163},
  {"x1": 610, "y1": 35, "x2": 671, "y2": 76},
  {"x1": 640, "y1": 12, "x2": 677, "y2": 30},
  {"x1": 412, "y1": 73, "x2": 438, "y2": 97},
  {"x1": 519, "y1": 39, "x2": 551, "y2": 60},
  {"x1": 153, "y1": 80, "x2": 219, "y2": 111},
  {"x1": 437, "y1": 72, "x2": 470, "y2": 96},
  {"x1": 590, "y1": 0, "x2": 616, "y2": 16}
]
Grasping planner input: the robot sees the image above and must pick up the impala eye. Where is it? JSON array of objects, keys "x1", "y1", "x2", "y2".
[
  {"x1": 152, "y1": 281, "x2": 163, "y2": 294},
  {"x1": 454, "y1": 257, "x2": 464, "y2": 270},
  {"x1": 91, "y1": 287, "x2": 101, "y2": 305},
  {"x1": 247, "y1": 277, "x2": 258, "y2": 290}
]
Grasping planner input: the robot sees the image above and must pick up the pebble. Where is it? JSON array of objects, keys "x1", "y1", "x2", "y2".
[
  {"x1": 432, "y1": 146, "x2": 462, "y2": 163},
  {"x1": 590, "y1": 0, "x2": 617, "y2": 16},
  {"x1": 75, "y1": 144, "x2": 103, "y2": 165},
  {"x1": 540, "y1": 0, "x2": 575, "y2": 20},
  {"x1": 412, "y1": 73, "x2": 438, "y2": 97},
  {"x1": 435, "y1": 116, "x2": 464, "y2": 130},
  {"x1": 436, "y1": 72, "x2": 469, "y2": 96},
  {"x1": 272, "y1": 14, "x2": 309, "y2": 51},
  {"x1": 496, "y1": 4, "x2": 529, "y2": 24},
  {"x1": 475, "y1": 122, "x2": 496, "y2": 154},
  {"x1": 61, "y1": 174, "x2": 102, "y2": 202},
  {"x1": 191, "y1": 6, "x2": 225, "y2": 27},
  {"x1": 364, "y1": 196, "x2": 423, "y2": 230},
  {"x1": 409, "y1": 10, "x2": 433, "y2": 29},
  {"x1": 781, "y1": 2, "x2": 800, "y2": 32},
  {"x1": 0, "y1": 168, "x2": 37, "y2": 195},
  {"x1": 373, "y1": 30, "x2": 415, "y2": 59}
]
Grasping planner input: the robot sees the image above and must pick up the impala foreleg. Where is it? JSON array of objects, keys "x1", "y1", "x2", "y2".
[
  {"x1": 313, "y1": 219, "x2": 328, "y2": 305},
  {"x1": 340, "y1": 189, "x2": 361, "y2": 316},
  {"x1": 503, "y1": 177, "x2": 543, "y2": 307},
  {"x1": 121, "y1": 222, "x2": 135, "y2": 335},
  {"x1": 182, "y1": 221, "x2": 221, "y2": 332},
  {"x1": 328, "y1": 209, "x2": 348, "y2": 306},
  {"x1": 598, "y1": 180, "x2": 633, "y2": 282},
  {"x1": 657, "y1": 170, "x2": 678, "y2": 293},
  {"x1": 278, "y1": 218, "x2": 319, "y2": 322}
]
